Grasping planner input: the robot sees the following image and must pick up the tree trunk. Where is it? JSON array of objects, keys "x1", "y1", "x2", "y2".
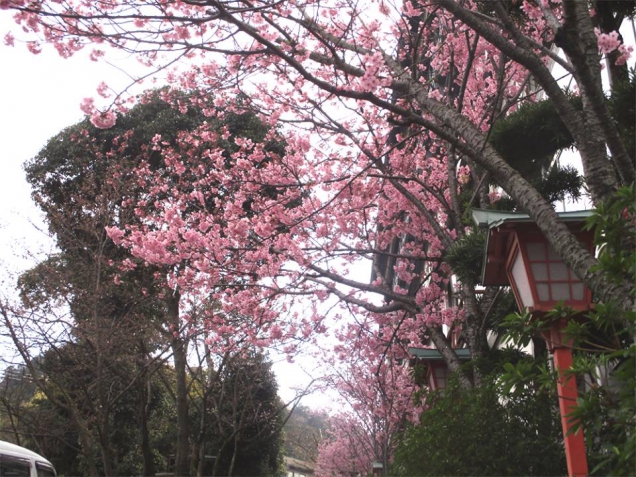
[
  {"x1": 195, "y1": 393, "x2": 208, "y2": 477},
  {"x1": 138, "y1": 347, "x2": 156, "y2": 477},
  {"x1": 227, "y1": 433, "x2": 239, "y2": 477},
  {"x1": 98, "y1": 420, "x2": 116, "y2": 477},
  {"x1": 427, "y1": 326, "x2": 473, "y2": 388},
  {"x1": 168, "y1": 292, "x2": 191, "y2": 477},
  {"x1": 195, "y1": 433, "x2": 206, "y2": 477},
  {"x1": 96, "y1": 349, "x2": 116, "y2": 477},
  {"x1": 460, "y1": 284, "x2": 490, "y2": 386},
  {"x1": 71, "y1": 410, "x2": 100, "y2": 477}
]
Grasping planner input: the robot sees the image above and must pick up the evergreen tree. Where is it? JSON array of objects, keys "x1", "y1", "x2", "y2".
[{"x1": 202, "y1": 351, "x2": 284, "y2": 477}]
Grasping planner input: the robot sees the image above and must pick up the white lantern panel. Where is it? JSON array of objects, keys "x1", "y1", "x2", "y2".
[
  {"x1": 526, "y1": 242, "x2": 546, "y2": 260},
  {"x1": 511, "y1": 250, "x2": 534, "y2": 308},
  {"x1": 551, "y1": 283, "x2": 571, "y2": 301},
  {"x1": 547, "y1": 243, "x2": 560, "y2": 260},
  {"x1": 537, "y1": 283, "x2": 550, "y2": 301},
  {"x1": 550, "y1": 262, "x2": 569, "y2": 280},
  {"x1": 531, "y1": 263, "x2": 548, "y2": 280},
  {"x1": 572, "y1": 283, "x2": 585, "y2": 300}
]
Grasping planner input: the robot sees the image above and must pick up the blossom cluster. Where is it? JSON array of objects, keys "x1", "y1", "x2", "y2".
[{"x1": 595, "y1": 28, "x2": 633, "y2": 65}]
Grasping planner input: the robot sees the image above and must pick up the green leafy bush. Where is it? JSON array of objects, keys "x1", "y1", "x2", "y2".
[{"x1": 391, "y1": 378, "x2": 566, "y2": 476}]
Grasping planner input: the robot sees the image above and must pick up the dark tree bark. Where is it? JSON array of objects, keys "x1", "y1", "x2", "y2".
[
  {"x1": 138, "y1": 345, "x2": 156, "y2": 477},
  {"x1": 168, "y1": 291, "x2": 190, "y2": 477}
]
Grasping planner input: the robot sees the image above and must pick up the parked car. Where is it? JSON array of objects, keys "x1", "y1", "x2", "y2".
[{"x1": 0, "y1": 441, "x2": 56, "y2": 477}]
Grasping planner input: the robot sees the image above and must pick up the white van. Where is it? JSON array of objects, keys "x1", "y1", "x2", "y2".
[{"x1": 0, "y1": 440, "x2": 56, "y2": 477}]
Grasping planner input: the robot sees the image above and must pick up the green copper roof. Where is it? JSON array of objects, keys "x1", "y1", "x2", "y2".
[
  {"x1": 408, "y1": 347, "x2": 472, "y2": 360},
  {"x1": 471, "y1": 208, "x2": 594, "y2": 229}
]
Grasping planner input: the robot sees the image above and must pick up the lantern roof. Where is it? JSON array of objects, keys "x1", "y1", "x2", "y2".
[
  {"x1": 471, "y1": 208, "x2": 593, "y2": 229},
  {"x1": 408, "y1": 347, "x2": 472, "y2": 361},
  {"x1": 471, "y1": 209, "x2": 593, "y2": 287}
]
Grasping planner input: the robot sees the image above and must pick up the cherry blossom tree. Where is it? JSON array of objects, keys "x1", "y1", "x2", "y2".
[
  {"x1": 315, "y1": 414, "x2": 375, "y2": 477},
  {"x1": 314, "y1": 311, "x2": 422, "y2": 476},
  {"x1": 2, "y1": 1, "x2": 635, "y2": 468}
]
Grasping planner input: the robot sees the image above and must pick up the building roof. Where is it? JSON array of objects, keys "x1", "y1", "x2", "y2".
[
  {"x1": 284, "y1": 456, "x2": 315, "y2": 473},
  {"x1": 408, "y1": 347, "x2": 472, "y2": 360}
]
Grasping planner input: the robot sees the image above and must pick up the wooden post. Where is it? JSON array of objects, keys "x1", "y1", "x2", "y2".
[{"x1": 552, "y1": 342, "x2": 588, "y2": 477}]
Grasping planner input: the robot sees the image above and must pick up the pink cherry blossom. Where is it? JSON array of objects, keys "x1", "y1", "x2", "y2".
[
  {"x1": 97, "y1": 81, "x2": 111, "y2": 98},
  {"x1": 80, "y1": 97, "x2": 95, "y2": 115},
  {"x1": 90, "y1": 110, "x2": 116, "y2": 129},
  {"x1": 595, "y1": 29, "x2": 622, "y2": 55}
]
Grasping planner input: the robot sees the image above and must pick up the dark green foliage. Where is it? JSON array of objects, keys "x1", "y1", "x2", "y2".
[
  {"x1": 391, "y1": 378, "x2": 566, "y2": 476},
  {"x1": 4, "y1": 346, "x2": 172, "y2": 477},
  {"x1": 203, "y1": 352, "x2": 284, "y2": 477},
  {"x1": 536, "y1": 164, "x2": 583, "y2": 204},
  {"x1": 502, "y1": 306, "x2": 636, "y2": 476},
  {"x1": 569, "y1": 315, "x2": 635, "y2": 476},
  {"x1": 27, "y1": 371, "x2": 175, "y2": 476},
  {"x1": 445, "y1": 231, "x2": 485, "y2": 286},
  {"x1": 581, "y1": 184, "x2": 635, "y2": 475},
  {"x1": 489, "y1": 75, "x2": 634, "y2": 209},
  {"x1": 25, "y1": 89, "x2": 280, "y2": 246},
  {"x1": 607, "y1": 72, "x2": 636, "y2": 171},
  {"x1": 586, "y1": 183, "x2": 636, "y2": 287},
  {"x1": 481, "y1": 289, "x2": 518, "y2": 332},
  {"x1": 487, "y1": 95, "x2": 585, "y2": 210},
  {"x1": 489, "y1": 97, "x2": 580, "y2": 182},
  {"x1": 456, "y1": 93, "x2": 587, "y2": 213},
  {"x1": 17, "y1": 255, "x2": 71, "y2": 308},
  {"x1": 488, "y1": 163, "x2": 584, "y2": 212},
  {"x1": 604, "y1": 0, "x2": 636, "y2": 18},
  {"x1": 25, "y1": 93, "x2": 199, "y2": 241},
  {"x1": 19, "y1": 391, "x2": 85, "y2": 477}
]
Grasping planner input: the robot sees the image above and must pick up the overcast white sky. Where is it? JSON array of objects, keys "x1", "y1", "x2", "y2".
[{"x1": 0, "y1": 15, "x2": 134, "y2": 275}]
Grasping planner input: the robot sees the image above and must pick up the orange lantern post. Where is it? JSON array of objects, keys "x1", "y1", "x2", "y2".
[{"x1": 473, "y1": 209, "x2": 594, "y2": 477}]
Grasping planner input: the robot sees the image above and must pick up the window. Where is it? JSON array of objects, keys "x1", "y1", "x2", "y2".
[
  {"x1": 434, "y1": 364, "x2": 448, "y2": 390},
  {"x1": 36, "y1": 462, "x2": 56, "y2": 477},
  {"x1": 0, "y1": 455, "x2": 31, "y2": 477}
]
